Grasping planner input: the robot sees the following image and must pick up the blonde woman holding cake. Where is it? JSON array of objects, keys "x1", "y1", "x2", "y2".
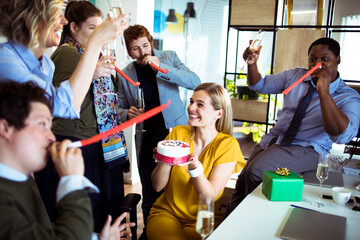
[{"x1": 147, "y1": 82, "x2": 246, "y2": 240}]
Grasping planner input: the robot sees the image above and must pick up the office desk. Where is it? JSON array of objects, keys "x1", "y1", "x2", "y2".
[{"x1": 209, "y1": 177, "x2": 360, "y2": 240}]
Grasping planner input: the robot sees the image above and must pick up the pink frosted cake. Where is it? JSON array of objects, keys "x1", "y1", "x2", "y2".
[{"x1": 155, "y1": 140, "x2": 190, "y2": 164}]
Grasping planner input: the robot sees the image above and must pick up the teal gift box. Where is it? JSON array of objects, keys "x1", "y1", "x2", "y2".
[{"x1": 262, "y1": 171, "x2": 304, "y2": 201}]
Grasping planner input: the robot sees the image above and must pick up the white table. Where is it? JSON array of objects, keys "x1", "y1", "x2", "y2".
[{"x1": 208, "y1": 174, "x2": 360, "y2": 240}]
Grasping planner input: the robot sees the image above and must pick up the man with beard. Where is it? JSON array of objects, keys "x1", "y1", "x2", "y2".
[
  {"x1": 116, "y1": 25, "x2": 201, "y2": 234},
  {"x1": 226, "y1": 37, "x2": 360, "y2": 215}
]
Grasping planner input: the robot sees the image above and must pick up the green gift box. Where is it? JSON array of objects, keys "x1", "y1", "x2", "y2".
[{"x1": 262, "y1": 171, "x2": 304, "y2": 201}]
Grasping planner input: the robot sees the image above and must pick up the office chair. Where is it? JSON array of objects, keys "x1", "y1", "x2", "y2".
[{"x1": 116, "y1": 193, "x2": 141, "y2": 240}]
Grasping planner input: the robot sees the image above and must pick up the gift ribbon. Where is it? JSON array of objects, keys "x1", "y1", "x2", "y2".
[
  {"x1": 149, "y1": 61, "x2": 168, "y2": 74},
  {"x1": 282, "y1": 63, "x2": 321, "y2": 95},
  {"x1": 275, "y1": 167, "x2": 290, "y2": 176},
  {"x1": 155, "y1": 153, "x2": 189, "y2": 165},
  {"x1": 68, "y1": 100, "x2": 171, "y2": 148}
]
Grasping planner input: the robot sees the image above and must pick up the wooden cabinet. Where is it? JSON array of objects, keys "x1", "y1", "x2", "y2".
[{"x1": 231, "y1": 99, "x2": 268, "y2": 123}]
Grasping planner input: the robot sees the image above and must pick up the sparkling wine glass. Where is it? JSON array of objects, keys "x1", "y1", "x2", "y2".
[
  {"x1": 103, "y1": 41, "x2": 117, "y2": 64},
  {"x1": 312, "y1": 153, "x2": 330, "y2": 208},
  {"x1": 107, "y1": 0, "x2": 133, "y2": 68},
  {"x1": 136, "y1": 88, "x2": 145, "y2": 132},
  {"x1": 238, "y1": 30, "x2": 265, "y2": 72},
  {"x1": 196, "y1": 193, "x2": 214, "y2": 240}
]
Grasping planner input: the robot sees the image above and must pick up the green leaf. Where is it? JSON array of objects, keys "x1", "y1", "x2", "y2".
[{"x1": 240, "y1": 128, "x2": 251, "y2": 135}]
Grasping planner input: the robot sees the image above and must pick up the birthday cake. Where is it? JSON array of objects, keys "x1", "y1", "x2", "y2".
[{"x1": 155, "y1": 140, "x2": 190, "y2": 165}]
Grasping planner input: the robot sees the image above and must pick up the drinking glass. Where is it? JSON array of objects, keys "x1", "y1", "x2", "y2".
[
  {"x1": 238, "y1": 30, "x2": 265, "y2": 71},
  {"x1": 196, "y1": 193, "x2": 214, "y2": 240},
  {"x1": 136, "y1": 88, "x2": 145, "y2": 132},
  {"x1": 312, "y1": 153, "x2": 330, "y2": 208},
  {"x1": 103, "y1": 41, "x2": 117, "y2": 64},
  {"x1": 107, "y1": 0, "x2": 133, "y2": 67}
]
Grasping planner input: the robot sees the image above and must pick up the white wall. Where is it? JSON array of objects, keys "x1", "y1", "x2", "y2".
[
  {"x1": 334, "y1": 0, "x2": 360, "y2": 25},
  {"x1": 95, "y1": 0, "x2": 154, "y2": 68},
  {"x1": 95, "y1": 0, "x2": 154, "y2": 33}
]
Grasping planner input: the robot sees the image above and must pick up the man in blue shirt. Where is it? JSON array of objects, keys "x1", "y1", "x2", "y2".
[{"x1": 227, "y1": 38, "x2": 360, "y2": 214}]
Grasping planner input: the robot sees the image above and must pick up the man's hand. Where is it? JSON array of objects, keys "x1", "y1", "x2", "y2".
[
  {"x1": 49, "y1": 140, "x2": 84, "y2": 177},
  {"x1": 243, "y1": 40, "x2": 262, "y2": 66},
  {"x1": 127, "y1": 106, "x2": 144, "y2": 119},
  {"x1": 311, "y1": 68, "x2": 332, "y2": 94},
  {"x1": 142, "y1": 55, "x2": 160, "y2": 69},
  {"x1": 99, "y1": 213, "x2": 135, "y2": 240},
  {"x1": 93, "y1": 55, "x2": 116, "y2": 80}
]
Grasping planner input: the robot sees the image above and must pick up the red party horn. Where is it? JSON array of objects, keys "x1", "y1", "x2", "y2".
[
  {"x1": 114, "y1": 65, "x2": 140, "y2": 86},
  {"x1": 68, "y1": 100, "x2": 171, "y2": 148},
  {"x1": 149, "y1": 61, "x2": 168, "y2": 74},
  {"x1": 282, "y1": 63, "x2": 321, "y2": 95}
]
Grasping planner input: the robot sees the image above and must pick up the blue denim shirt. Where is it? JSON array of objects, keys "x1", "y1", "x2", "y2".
[
  {"x1": 0, "y1": 40, "x2": 79, "y2": 118},
  {"x1": 250, "y1": 67, "x2": 360, "y2": 154}
]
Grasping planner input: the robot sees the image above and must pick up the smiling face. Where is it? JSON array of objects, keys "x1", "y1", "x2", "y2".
[
  {"x1": 308, "y1": 44, "x2": 340, "y2": 82},
  {"x1": 187, "y1": 90, "x2": 223, "y2": 128},
  {"x1": 128, "y1": 36, "x2": 153, "y2": 65},
  {"x1": 7, "y1": 102, "x2": 55, "y2": 175},
  {"x1": 37, "y1": 8, "x2": 68, "y2": 50},
  {"x1": 71, "y1": 16, "x2": 102, "y2": 47}
]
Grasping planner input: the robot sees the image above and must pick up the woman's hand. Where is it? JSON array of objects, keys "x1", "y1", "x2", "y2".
[
  {"x1": 99, "y1": 213, "x2": 135, "y2": 240},
  {"x1": 93, "y1": 56, "x2": 116, "y2": 80},
  {"x1": 89, "y1": 13, "x2": 130, "y2": 47},
  {"x1": 185, "y1": 153, "x2": 200, "y2": 169}
]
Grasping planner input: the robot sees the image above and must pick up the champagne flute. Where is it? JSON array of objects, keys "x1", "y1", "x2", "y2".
[
  {"x1": 238, "y1": 30, "x2": 265, "y2": 72},
  {"x1": 103, "y1": 41, "x2": 116, "y2": 64},
  {"x1": 107, "y1": 0, "x2": 133, "y2": 67},
  {"x1": 196, "y1": 193, "x2": 214, "y2": 240},
  {"x1": 136, "y1": 88, "x2": 145, "y2": 132},
  {"x1": 312, "y1": 153, "x2": 330, "y2": 208}
]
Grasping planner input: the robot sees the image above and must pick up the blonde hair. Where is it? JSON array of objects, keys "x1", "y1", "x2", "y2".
[
  {"x1": 190, "y1": 82, "x2": 233, "y2": 140},
  {"x1": 0, "y1": 0, "x2": 62, "y2": 49}
]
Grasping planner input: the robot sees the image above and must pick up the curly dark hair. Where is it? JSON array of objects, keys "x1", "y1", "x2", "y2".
[
  {"x1": 124, "y1": 24, "x2": 154, "y2": 52},
  {"x1": 0, "y1": 80, "x2": 53, "y2": 129},
  {"x1": 308, "y1": 37, "x2": 340, "y2": 57}
]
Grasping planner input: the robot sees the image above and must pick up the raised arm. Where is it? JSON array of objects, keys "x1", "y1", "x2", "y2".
[
  {"x1": 68, "y1": 15, "x2": 126, "y2": 112},
  {"x1": 151, "y1": 51, "x2": 201, "y2": 90},
  {"x1": 245, "y1": 44, "x2": 263, "y2": 86},
  {"x1": 315, "y1": 69, "x2": 349, "y2": 136}
]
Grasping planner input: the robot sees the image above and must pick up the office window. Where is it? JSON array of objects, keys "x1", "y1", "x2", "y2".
[{"x1": 339, "y1": 14, "x2": 360, "y2": 81}]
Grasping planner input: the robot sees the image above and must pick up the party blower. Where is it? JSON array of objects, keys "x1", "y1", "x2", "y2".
[
  {"x1": 114, "y1": 65, "x2": 140, "y2": 86},
  {"x1": 148, "y1": 61, "x2": 169, "y2": 74},
  {"x1": 67, "y1": 100, "x2": 171, "y2": 148},
  {"x1": 282, "y1": 62, "x2": 322, "y2": 95},
  {"x1": 100, "y1": 49, "x2": 140, "y2": 87}
]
